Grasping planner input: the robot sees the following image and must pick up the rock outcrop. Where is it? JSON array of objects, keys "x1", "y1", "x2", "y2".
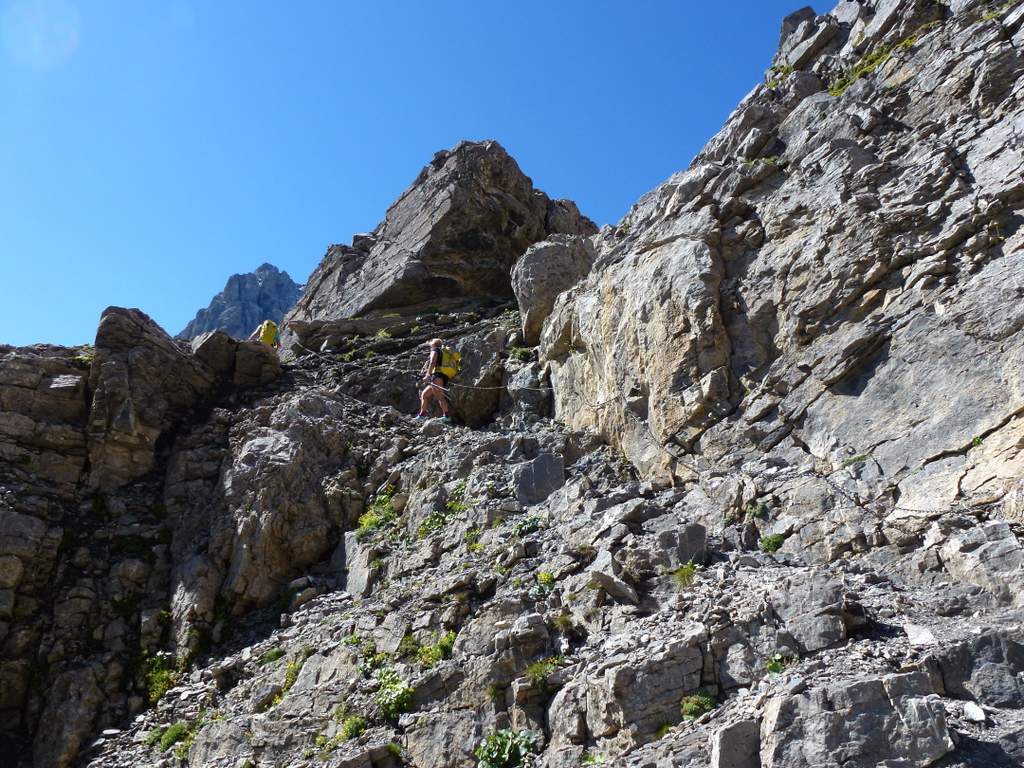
[
  {"x1": 542, "y1": 0, "x2": 1024, "y2": 525},
  {"x1": 0, "y1": 308, "x2": 284, "y2": 767},
  {"x1": 285, "y1": 140, "x2": 596, "y2": 332},
  {"x1": 89, "y1": 308, "x2": 217, "y2": 490},
  {"x1": 512, "y1": 235, "x2": 595, "y2": 345},
  {"x1": 178, "y1": 263, "x2": 302, "y2": 341}
]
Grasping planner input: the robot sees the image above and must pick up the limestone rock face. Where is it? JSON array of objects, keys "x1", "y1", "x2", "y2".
[
  {"x1": 543, "y1": 0, "x2": 1024, "y2": 532},
  {"x1": 0, "y1": 310, "x2": 283, "y2": 767},
  {"x1": 0, "y1": 346, "x2": 89, "y2": 493},
  {"x1": 88, "y1": 308, "x2": 216, "y2": 490},
  {"x1": 512, "y1": 235, "x2": 595, "y2": 345},
  {"x1": 178, "y1": 263, "x2": 302, "y2": 340},
  {"x1": 165, "y1": 389, "x2": 370, "y2": 641},
  {"x1": 286, "y1": 140, "x2": 596, "y2": 327},
  {"x1": 760, "y1": 673, "x2": 954, "y2": 767}
]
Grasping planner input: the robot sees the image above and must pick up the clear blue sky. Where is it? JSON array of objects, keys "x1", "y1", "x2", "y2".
[{"x1": 1, "y1": 0, "x2": 817, "y2": 346}]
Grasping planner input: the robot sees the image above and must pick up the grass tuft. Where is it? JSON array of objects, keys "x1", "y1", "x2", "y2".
[
  {"x1": 828, "y1": 21, "x2": 942, "y2": 97},
  {"x1": 356, "y1": 485, "x2": 397, "y2": 540},
  {"x1": 680, "y1": 689, "x2": 717, "y2": 720},
  {"x1": 672, "y1": 561, "x2": 700, "y2": 589}
]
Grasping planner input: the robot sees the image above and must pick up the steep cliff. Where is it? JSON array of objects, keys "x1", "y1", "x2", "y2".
[
  {"x1": 540, "y1": 0, "x2": 1024, "y2": 570},
  {"x1": 0, "y1": 313, "x2": 283, "y2": 767},
  {"x1": 178, "y1": 264, "x2": 303, "y2": 341}
]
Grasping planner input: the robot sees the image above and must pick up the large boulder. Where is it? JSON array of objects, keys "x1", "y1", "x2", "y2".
[
  {"x1": 766, "y1": 570, "x2": 860, "y2": 653},
  {"x1": 88, "y1": 307, "x2": 215, "y2": 490},
  {"x1": 191, "y1": 331, "x2": 283, "y2": 388},
  {"x1": 760, "y1": 673, "x2": 954, "y2": 768},
  {"x1": 934, "y1": 629, "x2": 1024, "y2": 707},
  {"x1": 285, "y1": 140, "x2": 596, "y2": 327},
  {"x1": 232, "y1": 341, "x2": 282, "y2": 388},
  {"x1": 448, "y1": 326, "x2": 509, "y2": 428},
  {"x1": 512, "y1": 235, "x2": 595, "y2": 345}
]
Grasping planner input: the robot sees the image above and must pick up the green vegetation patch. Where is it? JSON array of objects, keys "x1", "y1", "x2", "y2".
[
  {"x1": 513, "y1": 516, "x2": 542, "y2": 537},
  {"x1": 766, "y1": 63, "x2": 794, "y2": 88},
  {"x1": 373, "y1": 667, "x2": 415, "y2": 720},
  {"x1": 282, "y1": 656, "x2": 305, "y2": 693},
  {"x1": 475, "y1": 729, "x2": 538, "y2": 768},
  {"x1": 418, "y1": 481, "x2": 469, "y2": 538},
  {"x1": 680, "y1": 689, "x2": 718, "y2": 720},
  {"x1": 72, "y1": 345, "x2": 96, "y2": 366},
  {"x1": 828, "y1": 21, "x2": 942, "y2": 97},
  {"x1": 151, "y1": 712, "x2": 206, "y2": 759},
  {"x1": 416, "y1": 630, "x2": 457, "y2": 668},
  {"x1": 397, "y1": 632, "x2": 420, "y2": 659},
  {"x1": 260, "y1": 647, "x2": 285, "y2": 665},
  {"x1": 509, "y1": 346, "x2": 534, "y2": 363},
  {"x1": 446, "y1": 481, "x2": 469, "y2": 513},
  {"x1": 339, "y1": 713, "x2": 367, "y2": 740},
  {"x1": 158, "y1": 722, "x2": 188, "y2": 751},
  {"x1": 356, "y1": 485, "x2": 398, "y2": 540},
  {"x1": 759, "y1": 533, "x2": 787, "y2": 553},
  {"x1": 745, "y1": 500, "x2": 770, "y2": 520},
  {"x1": 766, "y1": 652, "x2": 799, "y2": 674},
  {"x1": 980, "y1": 0, "x2": 1020, "y2": 22},
  {"x1": 550, "y1": 612, "x2": 573, "y2": 634},
  {"x1": 417, "y1": 508, "x2": 451, "y2": 538},
  {"x1": 672, "y1": 560, "x2": 700, "y2": 590},
  {"x1": 525, "y1": 655, "x2": 565, "y2": 691},
  {"x1": 465, "y1": 526, "x2": 483, "y2": 553},
  {"x1": 143, "y1": 652, "x2": 180, "y2": 705},
  {"x1": 534, "y1": 570, "x2": 556, "y2": 595},
  {"x1": 267, "y1": 650, "x2": 310, "y2": 709}
]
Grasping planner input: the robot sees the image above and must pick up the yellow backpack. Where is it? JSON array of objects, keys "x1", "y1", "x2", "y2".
[
  {"x1": 258, "y1": 320, "x2": 279, "y2": 347},
  {"x1": 437, "y1": 347, "x2": 461, "y2": 378}
]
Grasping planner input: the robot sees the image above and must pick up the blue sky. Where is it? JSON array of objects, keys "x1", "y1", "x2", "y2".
[{"x1": 1, "y1": 0, "x2": 817, "y2": 346}]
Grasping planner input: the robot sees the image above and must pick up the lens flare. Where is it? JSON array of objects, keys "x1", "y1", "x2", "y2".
[{"x1": 1, "y1": 0, "x2": 80, "y2": 70}]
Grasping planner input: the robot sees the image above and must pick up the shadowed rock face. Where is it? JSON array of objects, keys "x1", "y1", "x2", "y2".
[
  {"x1": 178, "y1": 263, "x2": 302, "y2": 341},
  {"x1": 0, "y1": 308, "x2": 285, "y2": 767},
  {"x1": 285, "y1": 140, "x2": 596, "y2": 328}
]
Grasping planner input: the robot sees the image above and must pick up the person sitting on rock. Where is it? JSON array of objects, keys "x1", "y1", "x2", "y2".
[{"x1": 416, "y1": 338, "x2": 451, "y2": 422}]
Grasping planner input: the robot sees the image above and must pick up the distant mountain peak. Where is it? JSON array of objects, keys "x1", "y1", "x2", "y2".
[{"x1": 178, "y1": 263, "x2": 303, "y2": 340}]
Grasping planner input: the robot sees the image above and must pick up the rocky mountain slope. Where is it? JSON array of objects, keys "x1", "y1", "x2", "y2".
[
  {"x1": 1, "y1": 1, "x2": 1023, "y2": 767},
  {"x1": 178, "y1": 263, "x2": 303, "y2": 341}
]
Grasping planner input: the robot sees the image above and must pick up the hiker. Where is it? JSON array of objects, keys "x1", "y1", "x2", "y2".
[
  {"x1": 249, "y1": 319, "x2": 281, "y2": 350},
  {"x1": 417, "y1": 338, "x2": 453, "y2": 421}
]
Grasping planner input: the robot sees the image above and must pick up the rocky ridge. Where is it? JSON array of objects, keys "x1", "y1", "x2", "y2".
[
  {"x1": 1, "y1": 1, "x2": 1023, "y2": 767},
  {"x1": 179, "y1": 264, "x2": 303, "y2": 341},
  {"x1": 284, "y1": 139, "x2": 596, "y2": 338}
]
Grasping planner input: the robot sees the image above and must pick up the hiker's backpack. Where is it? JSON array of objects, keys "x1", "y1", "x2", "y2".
[
  {"x1": 437, "y1": 347, "x2": 461, "y2": 379},
  {"x1": 259, "y1": 320, "x2": 279, "y2": 347}
]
